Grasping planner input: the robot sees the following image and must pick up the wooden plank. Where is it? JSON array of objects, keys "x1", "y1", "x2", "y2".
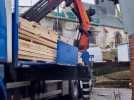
[
  {"x1": 19, "y1": 30, "x2": 56, "y2": 46},
  {"x1": 19, "y1": 30, "x2": 57, "y2": 49},
  {"x1": 19, "y1": 44, "x2": 56, "y2": 55},
  {"x1": 18, "y1": 18, "x2": 58, "y2": 62},
  {"x1": 19, "y1": 28, "x2": 57, "y2": 44},
  {"x1": 20, "y1": 25, "x2": 57, "y2": 43},
  {"x1": 19, "y1": 47, "x2": 56, "y2": 57},
  {"x1": 19, "y1": 39, "x2": 56, "y2": 54},
  {"x1": 19, "y1": 55, "x2": 55, "y2": 62},
  {"x1": 30, "y1": 21, "x2": 58, "y2": 40},
  {"x1": 19, "y1": 18, "x2": 58, "y2": 43},
  {"x1": 19, "y1": 39, "x2": 57, "y2": 61},
  {"x1": 20, "y1": 18, "x2": 57, "y2": 37},
  {"x1": 19, "y1": 50, "x2": 55, "y2": 59}
]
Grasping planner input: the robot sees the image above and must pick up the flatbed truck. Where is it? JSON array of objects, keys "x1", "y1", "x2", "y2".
[{"x1": 0, "y1": 0, "x2": 91, "y2": 99}]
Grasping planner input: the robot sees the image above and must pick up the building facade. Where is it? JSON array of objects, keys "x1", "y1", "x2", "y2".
[{"x1": 19, "y1": 1, "x2": 128, "y2": 49}]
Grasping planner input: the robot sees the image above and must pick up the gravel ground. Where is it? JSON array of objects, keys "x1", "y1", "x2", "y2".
[{"x1": 90, "y1": 88, "x2": 132, "y2": 100}]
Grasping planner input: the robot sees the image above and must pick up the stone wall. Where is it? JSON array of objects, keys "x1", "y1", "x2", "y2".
[
  {"x1": 93, "y1": 26, "x2": 128, "y2": 48},
  {"x1": 129, "y1": 35, "x2": 134, "y2": 100}
]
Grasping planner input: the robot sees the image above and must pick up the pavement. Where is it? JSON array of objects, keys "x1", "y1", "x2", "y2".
[{"x1": 91, "y1": 88, "x2": 132, "y2": 100}]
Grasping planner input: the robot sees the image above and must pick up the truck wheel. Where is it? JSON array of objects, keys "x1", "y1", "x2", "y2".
[{"x1": 69, "y1": 80, "x2": 79, "y2": 100}]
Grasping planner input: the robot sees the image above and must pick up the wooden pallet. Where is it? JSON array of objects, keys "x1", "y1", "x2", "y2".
[{"x1": 19, "y1": 18, "x2": 58, "y2": 62}]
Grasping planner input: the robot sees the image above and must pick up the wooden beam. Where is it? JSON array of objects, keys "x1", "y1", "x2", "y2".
[
  {"x1": 19, "y1": 30, "x2": 57, "y2": 49},
  {"x1": 19, "y1": 47, "x2": 56, "y2": 57},
  {"x1": 19, "y1": 50, "x2": 56, "y2": 59},
  {"x1": 18, "y1": 18, "x2": 59, "y2": 62},
  {"x1": 19, "y1": 39, "x2": 56, "y2": 54},
  {"x1": 19, "y1": 18, "x2": 58, "y2": 42},
  {"x1": 19, "y1": 55, "x2": 55, "y2": 62}
]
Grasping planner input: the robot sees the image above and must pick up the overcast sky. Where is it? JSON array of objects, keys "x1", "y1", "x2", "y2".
[{"x1": 19, "y1": 0, "x2": 95, "y2": 6}]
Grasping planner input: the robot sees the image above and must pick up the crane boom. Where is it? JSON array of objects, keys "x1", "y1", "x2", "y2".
[
  {"x1": 22, "y1": 0, "x2": 64, "y2": 22},
  {"x1": 73, "y1": 0, "x2": 90, "y2": 50}
]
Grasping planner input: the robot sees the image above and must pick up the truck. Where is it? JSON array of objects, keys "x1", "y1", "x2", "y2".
[{"x1": 0, "y1": 0, "x2": 94, "y2": 99}]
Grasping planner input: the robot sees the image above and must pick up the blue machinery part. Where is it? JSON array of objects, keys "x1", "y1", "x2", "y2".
[
  {"x1": 81, "y1": 50, "x2": 90, "y2": 65},
  {"x1": 56, "y1": 41, "x2": 78, "y2": 66}
]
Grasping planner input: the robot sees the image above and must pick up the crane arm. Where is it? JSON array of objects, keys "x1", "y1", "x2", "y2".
[
  {"x1": 73, "y1": 0, "x2": 91, "y2": 50},
  {"x1": 22, "y1": 0, "x2": 64, "y2": 22},
  {"x1": 73, "y1": 0, "x2": 90, "y2": 31},
  {"x1": 22, "y1": 0, "x2": 92, "y2": 50}
]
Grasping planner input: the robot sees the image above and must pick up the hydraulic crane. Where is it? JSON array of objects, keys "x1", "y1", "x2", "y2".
[
  {"x1": 22, "y1": 0, "x2": 95, "y2": 50},
  {"x1": 22, "y1": 1, "x2": 95, "y2": 99}
]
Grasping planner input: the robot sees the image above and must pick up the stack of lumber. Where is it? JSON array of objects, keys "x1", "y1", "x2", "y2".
[{"x1": 19, "y1": 18, "x2": 58, "y2": 62}]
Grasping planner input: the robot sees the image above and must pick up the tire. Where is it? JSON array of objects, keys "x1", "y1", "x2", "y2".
[{"x1": 69, "y1": 80, "x2": 79, "y2": 100}]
